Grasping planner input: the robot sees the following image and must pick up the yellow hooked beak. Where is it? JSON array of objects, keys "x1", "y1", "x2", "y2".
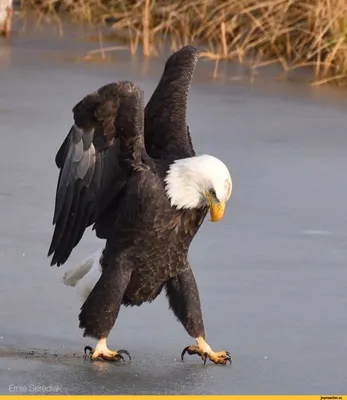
[{"x1": 205, "y1": 192, "x2": 226, "y2": 222}]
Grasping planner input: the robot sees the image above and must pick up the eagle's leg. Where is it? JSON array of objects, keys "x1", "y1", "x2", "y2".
[
  {"x1": 165, "y1": 268, "x2": 232, "y2": 366},
  {"x1": 79, "y1": 260, "x2": 132, "y2": 362},
  {"x1": 84, "y1": 338, "x2": 131, "y2": 362},
  {"x1": 181, "y1": 337, "x2": 232, "y2": 365}
]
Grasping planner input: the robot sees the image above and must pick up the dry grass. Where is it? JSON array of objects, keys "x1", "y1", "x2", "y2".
[{"x1": 24, "y1": 0, "x2": 347, "y2": 85}]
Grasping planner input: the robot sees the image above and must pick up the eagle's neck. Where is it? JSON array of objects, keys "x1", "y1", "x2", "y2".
[{"x1": 164, "y1": 157, "x2": 208, "y2": 210}]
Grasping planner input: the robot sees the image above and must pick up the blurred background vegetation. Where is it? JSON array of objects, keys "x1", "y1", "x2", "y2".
[{"x1": 5, "y1": 0, "x2": 347, "y2": 85}]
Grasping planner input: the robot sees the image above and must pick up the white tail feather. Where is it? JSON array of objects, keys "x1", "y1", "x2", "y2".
[{"x1": 62, "y1": 249, "x2": 103, "y2": 303}]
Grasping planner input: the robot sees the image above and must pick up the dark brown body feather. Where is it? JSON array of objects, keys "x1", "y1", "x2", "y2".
[{"x1": 48, "y1": 46, "x2": 207, "y2": 341}]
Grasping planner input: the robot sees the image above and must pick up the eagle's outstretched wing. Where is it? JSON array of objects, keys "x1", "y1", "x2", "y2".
[
  {"x1": 48, "y1": 81, "x2": 144, "y2": 267},
  {"x1": 48, "y1": 46, "x2": 200, "y2": 267},
  {"x1": 144, "y1": 45, "x2": 199, "y2": 160}
]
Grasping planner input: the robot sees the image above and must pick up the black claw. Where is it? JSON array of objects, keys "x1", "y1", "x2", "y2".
[
  {"x1": 115, "y1": 353, "x2": 124, "y2": 362},
  {"x1": 203, "y1": 352, "x2": 208, "y2": 365},
  {"x1": 225, "y1": 351, "x2": 232, "y2": 363},
  {"x1": 84, "y1": 346, "x2": 93, "y2": 356},
  {"x1": 117, "y1": 349, "x2": 131, "y2": 361},
  {"x1": 181, "y1": 346, "x2": 190, "y2": 362}
]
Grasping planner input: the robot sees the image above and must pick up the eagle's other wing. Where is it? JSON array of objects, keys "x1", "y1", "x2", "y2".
[
  {"x1": 48, "y1": 81, "x2": 144, "y2": 267},
  {"x1": 144, "y1": 45, "x2": 199, "y2": 160}
]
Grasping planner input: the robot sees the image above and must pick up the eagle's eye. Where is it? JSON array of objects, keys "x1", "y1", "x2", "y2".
[{"x1": 209, "y1": 188, "x2": 216, "y2": 197}]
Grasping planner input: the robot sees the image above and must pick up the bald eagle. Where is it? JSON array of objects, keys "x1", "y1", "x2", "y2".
[{"x1": 48, "y1": 46, "x2": 232, "y2": 365}]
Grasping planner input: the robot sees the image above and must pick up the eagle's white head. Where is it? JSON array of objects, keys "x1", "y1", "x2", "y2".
[{"x1": 164, "y1": 154, "x2": 232, "y2": 222}]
